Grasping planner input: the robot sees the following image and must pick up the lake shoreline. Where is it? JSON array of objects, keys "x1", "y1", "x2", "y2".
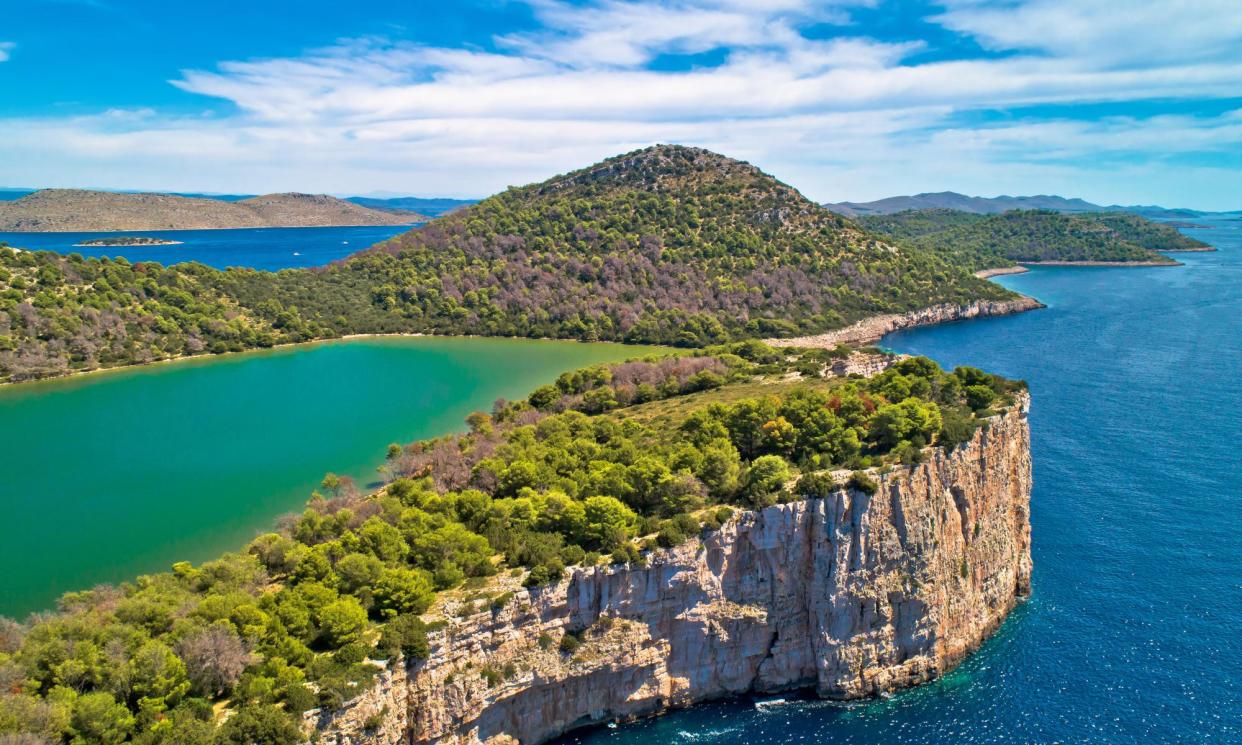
[{"x1": 0, "y1": 332, "x2": 667, "y2": 390}]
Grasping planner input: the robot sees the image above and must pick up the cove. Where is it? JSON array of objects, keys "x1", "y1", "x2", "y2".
[
  {"x1": 0, "y1": 336, "x2": 662, "y2": 618},
  {"x1": 557, "y1": 219, "x2": 1242, "y2": 743}
]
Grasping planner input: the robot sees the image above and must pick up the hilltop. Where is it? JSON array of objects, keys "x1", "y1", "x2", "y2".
[
  {"x1": 0, "y1": 189, "x2": 424, "y2": 232},
  {"x1": 826, "y1": 191, "x2": 1223, "y2": 219},
  {"x1": 0, "y1": 145, "x2": 1017, "y2": 382},
  {"x1": 857, "y1": 208, "x2": 1209, "y2": 272}
]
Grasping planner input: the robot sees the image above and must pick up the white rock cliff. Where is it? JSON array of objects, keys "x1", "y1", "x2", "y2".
[{"x1": 309, "y1": 396, "x2": 1033, "y2": 745}]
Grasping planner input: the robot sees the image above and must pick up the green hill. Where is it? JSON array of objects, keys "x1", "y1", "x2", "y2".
[
  {"x1": 0, "y1": 146, "x2": 1012, "y2": 384},
  {"x1": 857, "y1": 209, "x2": 1205, "y2": 272}
]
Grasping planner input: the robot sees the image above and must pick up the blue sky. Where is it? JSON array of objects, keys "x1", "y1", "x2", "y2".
[{"x1": 1, "y1": 0, "x2": 1240, "y2": 208}]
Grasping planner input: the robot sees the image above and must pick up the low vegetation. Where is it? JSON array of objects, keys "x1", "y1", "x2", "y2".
[{"x1": 0, "y1": 343, "x2": 1023, "y2": 743}]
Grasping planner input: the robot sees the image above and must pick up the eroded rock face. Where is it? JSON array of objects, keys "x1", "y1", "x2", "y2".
[
  {"x1": 310, "y1": 398, "x2": 1032, "y2": 745},
  {"x1": 766, "y1": 298, "x2": 1046, "y2": 347}
]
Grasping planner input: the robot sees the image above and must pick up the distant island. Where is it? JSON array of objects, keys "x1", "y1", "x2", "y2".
[
  {"x1": 73, "y1": 236, "x2": 183, "y2": 247},
  {"x1": 825, "y1": 191, "x2": 1224, "y2": 219},
  {"x1": 0, "y1": 189, "x2": 426, "y2": 232}
]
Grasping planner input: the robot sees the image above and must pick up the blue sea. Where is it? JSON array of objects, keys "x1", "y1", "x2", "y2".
[
  {"x1": 558, "y1": 218, "x2": 1242, "y2": 744},
  {"x1": 0, "y1": 224, "x2": 414, "y2": 271}
]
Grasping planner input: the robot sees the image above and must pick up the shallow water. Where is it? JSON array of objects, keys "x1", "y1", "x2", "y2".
[
  {"x1": 558, "y1": 219, "x2": 1242, "y2": 743},
  {"x1": 0, "y1": 337, "x2": 661, "y2": 617},
  {"x1": 0, "y1": 224, "x2": 412, "y2": 270}
]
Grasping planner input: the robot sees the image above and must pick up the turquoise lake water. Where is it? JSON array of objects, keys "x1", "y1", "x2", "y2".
[
  {"x1": 559, "y1": 219, "x2": 1242, "y2": 743},
  {"x1": 0, "y1": 224, "x2": 413, "y2": 270},
  {"x1": 0, "y1": 337, "x2": 661, "y2": 617}
]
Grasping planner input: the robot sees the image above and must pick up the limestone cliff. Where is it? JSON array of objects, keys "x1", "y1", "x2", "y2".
[
  {"x1": 309, "y1": 397, "x2": 1033, "y2": 745},
  {"x1": 766, "y1": 297, "x2": 1045, "y2": 348}
]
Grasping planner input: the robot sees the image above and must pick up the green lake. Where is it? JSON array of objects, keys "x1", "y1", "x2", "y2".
[{"x1": 0, "y1": 336, "x2": 663, "y2": 617}]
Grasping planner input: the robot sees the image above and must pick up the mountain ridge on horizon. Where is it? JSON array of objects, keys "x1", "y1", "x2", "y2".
[
  {"x1": 0, "y1": 189, "x2": 426, "y2": 232},
  {"x1": 824, "y1": 190, "x2": 1230, "y2": 218}
]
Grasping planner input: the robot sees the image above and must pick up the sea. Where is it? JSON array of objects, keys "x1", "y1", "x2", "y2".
[
  {"x1": 0, "y1": 224, "x2": 413, "y2": 271},
  {"x1": 556, "y1": 218, "x2": 1242, "y2": 743}
]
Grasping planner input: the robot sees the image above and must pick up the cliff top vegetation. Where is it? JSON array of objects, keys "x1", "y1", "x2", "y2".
[{"x1": 0, "y1": 343, "x2": 1023, "y2": 744}]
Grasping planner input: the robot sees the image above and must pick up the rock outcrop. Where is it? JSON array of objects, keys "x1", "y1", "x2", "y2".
[
  {"x1": 765, "y1": 297, "x2": 1045, "y2": 348},
  {"x1": 309, "y1": 397, "x2": 1033, "y2": 745}
]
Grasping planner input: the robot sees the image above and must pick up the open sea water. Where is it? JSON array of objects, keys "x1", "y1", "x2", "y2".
[{"x1": 557, "y1": 218, "x2": 1242, "y2": 743}]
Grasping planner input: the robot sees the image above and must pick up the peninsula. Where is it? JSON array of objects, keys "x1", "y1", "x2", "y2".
[
  {"x1": 0, "y1": 345, "x2": 1033, "y2": 745},
  {"x1": 0, "y1": 189, "x2": 425, "y2": 232}
]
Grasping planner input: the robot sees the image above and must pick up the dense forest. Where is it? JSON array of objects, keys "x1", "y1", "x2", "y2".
[
  {"x1": 0, "y1": 146, "x2": 1014, "y2": 384},
  {"x1": 858, "y1": 209, "x2": 1207, "y2": 271},
  {"x1": 0, "y1": 343, "x2": 1024, "y2": 744}
]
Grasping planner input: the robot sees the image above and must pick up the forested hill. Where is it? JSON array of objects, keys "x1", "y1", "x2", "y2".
[
  {"x1": 857, "y1": 209, "x2": 1208, "y2": 272},
  {"x1": 270, "y1": 145, "x2": 1009, "y2": 342},
  {"x1": 0, "y1": 145, "x2": 1013, "y2": 383}
]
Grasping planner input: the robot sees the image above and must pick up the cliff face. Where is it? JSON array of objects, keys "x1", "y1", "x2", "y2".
[
  {"x1": 310, "y1": 398, "x2": 1033, "y2": 745},
  {"x1": 766, "y1": 297, "x2": 1045, "y2": 348}
]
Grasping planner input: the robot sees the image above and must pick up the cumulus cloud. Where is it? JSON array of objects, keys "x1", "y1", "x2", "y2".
[
  {"x1": 0, "y1": 42, "x2": 15, "y2": 62},
  {"x1": 4, "y1": 0, "x2": 1242, "y2": 208}
]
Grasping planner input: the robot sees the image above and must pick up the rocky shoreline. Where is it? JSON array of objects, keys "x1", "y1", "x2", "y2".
[
  {"x1": 766, "y1": 296, "x2": 1046, "y2": 348},
  {"x1": 974, "y1": 266, "x2": 1029, "y2": 279},
  {"x1": 309, "y1": 398, "x2": 1033, "y2": 745}
]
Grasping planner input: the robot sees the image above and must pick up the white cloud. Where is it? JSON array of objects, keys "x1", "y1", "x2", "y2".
[
  {"x1": 0, "y1": 42, "x2": 15, "y2": 62},
  {"x1": 4, "y1": 0, "x2": 1242, "y2": 209},
  {"x1": 935, "y1": 0, "x2": 1242, "y2": 66}
]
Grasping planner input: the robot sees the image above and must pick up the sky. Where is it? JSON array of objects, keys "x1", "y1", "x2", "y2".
[{"x1": 1, "y1": 0, "x2": 1240, "y2": 208}]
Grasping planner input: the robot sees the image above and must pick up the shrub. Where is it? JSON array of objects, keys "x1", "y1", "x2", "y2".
[
  {"x1": 847, "y1": 471, "x2": 878, "y2": 496},
  {"x1": 558, "y1": 633, "x2": 581, "y2": 655}
]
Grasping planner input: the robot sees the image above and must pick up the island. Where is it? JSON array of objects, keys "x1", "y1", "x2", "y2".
[
  {"x1": 73, "y1": 236, "x2": 183, "y2": 247},
  {"x1": 0, "y1": 190, "x2": 424, "y2": 232}
]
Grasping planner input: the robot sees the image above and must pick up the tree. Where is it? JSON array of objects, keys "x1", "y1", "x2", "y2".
[
  {"x1": 128, "y1": 640, "x2": 190, "y2": 710},
  {"x1": 176, "y1": 623, "x2": 251, "y2": 697},
  {"x1": 358, "y1": 517, "x2": 408, "y2": 563},
  {"x1": 371, "y1": 567, "x2": 436, "y2": 618},
  {"x1": 316, "y1": 597, "x2": 369, "y2": 648},
  {"x1": 964, "y1": 384, "x2": 996, "y2": 412},
  {"x1": 68, "y1": 692, "x2": 134, "y2": 745},
  {"x1": 335, "y1": 552, "x2": 385, "y2": 596},
  {"x1": 870, "y1": 399, "x2": 943, "y2": 450},
  {"x1": 694, "y1": 439, "x2": 741, "y2": 498},
  {"x1": 214, "y1": 705, "x2": 301, "y2": 745},
  {"x1": 582, "y1": 496, "x2": 637, "y2": 551},
  {"x1": 377, "y1": 615, "x2": 430, "y2": 661},
  {"x1": 742, "y1": 455, "x2": 792, "y2": 506}
]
